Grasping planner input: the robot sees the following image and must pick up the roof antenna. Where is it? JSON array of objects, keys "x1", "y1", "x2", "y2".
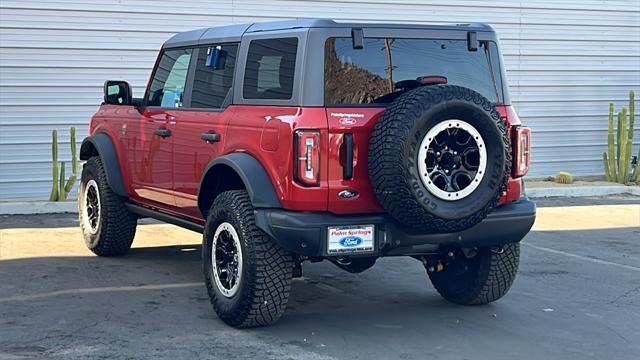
[{"x1": 351, "y1": 28, "x2": 363, "y2": 49}]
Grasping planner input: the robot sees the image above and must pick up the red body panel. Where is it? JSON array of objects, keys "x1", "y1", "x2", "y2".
[
  {"x1": 221, "y1": 106, "x2": 329, "y2": 211},
  {"x1": 88, "y1": 103, "x2": 524, "y2": 222},
  {"x1": 171, "y1": 108, "x2": 231, "y2": 220},
  {"x1": 325, "y1": 108, "x2": 385, "y2": 214}
]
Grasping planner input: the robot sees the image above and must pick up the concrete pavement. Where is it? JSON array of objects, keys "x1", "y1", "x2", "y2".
[{"x1": 0, "y1": 197, "x2": 639, "y2": 359}]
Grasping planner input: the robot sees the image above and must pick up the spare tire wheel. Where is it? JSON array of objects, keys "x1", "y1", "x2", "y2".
[{"x1": 368, "y1": 85, "x2": 511, "y2": 233}]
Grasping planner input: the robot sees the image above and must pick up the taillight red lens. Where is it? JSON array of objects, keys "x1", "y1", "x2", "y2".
[
  {"x1": 513, "y1": 127, "x2": 531, "y2": 177},
  {"x1": 294, "y1": 130, "x2": 320, "y2": 186}
]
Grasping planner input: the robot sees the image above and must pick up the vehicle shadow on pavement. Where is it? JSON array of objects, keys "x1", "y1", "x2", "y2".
[{"x1": 2, "y1": 226, "x2": 640, "y2": 359}]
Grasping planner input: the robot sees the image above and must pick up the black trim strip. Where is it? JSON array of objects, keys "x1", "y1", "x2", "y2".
[
  {"x1": 126, "y1": 203, "x2": 204, "y2": 233},
  {"x1": 343, "y1": 133, "x2": 354, "y2": 179}
]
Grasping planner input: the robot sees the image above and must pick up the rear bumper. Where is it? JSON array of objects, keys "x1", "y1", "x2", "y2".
[{"x1": 255, "y1": 199, "x2": 536, "y2": 257}]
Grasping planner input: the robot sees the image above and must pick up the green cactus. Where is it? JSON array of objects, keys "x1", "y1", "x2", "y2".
[
  {"x1": 49, "y1": 127, "x2": 78, "y2": 201},
  {"x1": 604, "y1": 103, "x2": 616, "y2": 181},
  {"x1": 603, "y1": 90, "x2": 637, "y2": 185},
  {"x1": 602, "y1": 152, "x2": 611, "y2": 181},
  {"x1": 59, "y1": 161, "x2": 67, "y2": 201},
  {"x1": 63, "y1": 127, "x2": 77, "y2": 194},
  {"x1": 555, "y1": 171, "x2": 573, "y2": 184},
  {"x1": 617, "y1": 109, "x2": 627, "y2": 183},
  {"x1": 49, "y1": 130, "x2": 59, "y2": 201},
  {"x1": 627, "y1": 91, "x2": 637, "y2": 183}
]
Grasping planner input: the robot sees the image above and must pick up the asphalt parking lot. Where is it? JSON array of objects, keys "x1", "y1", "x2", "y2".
[{"x1": 1, "y1": 196, "x2": 639, "y2": 360}]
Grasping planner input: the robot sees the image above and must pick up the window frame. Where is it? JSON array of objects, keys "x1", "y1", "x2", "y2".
[{"x1": 143, "y1": 46, "x2": 196, "y2": 109}]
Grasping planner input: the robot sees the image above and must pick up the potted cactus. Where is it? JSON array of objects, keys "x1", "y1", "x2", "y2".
[
  {"x1": 49, "y1": 127, "x2": 78, "y2": 201},
  {"x1": 603, "y1": 90, "x2": 637, "y2": 184}
]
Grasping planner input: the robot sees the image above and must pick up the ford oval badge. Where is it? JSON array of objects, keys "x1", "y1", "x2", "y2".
[
  {"x1": 339, "y1": 117, "x2": 357, "y2": 125},
  {"x1": 338, "y1": 189, "x2": 359, "y2": 199},
  {"x1": 339, "y1": 236, "x2": 363, "y2": 247}
]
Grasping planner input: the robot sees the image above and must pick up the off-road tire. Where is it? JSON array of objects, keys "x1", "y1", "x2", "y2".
[
  {"x1": 203, "y1": 190, "x2": 293, "y2": 328},
  {"x1": 368, "y1": 85, "x2": 511, "y2": 233},
  {"x1": 428, "y1": 243, "x2": 520, "y2": 305},
  {"x1": 79, "y1": 156, "x2": 137, "y2": 256}
]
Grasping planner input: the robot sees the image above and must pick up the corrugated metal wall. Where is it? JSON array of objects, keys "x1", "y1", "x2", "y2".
[{"x1": 1, "y1": 0, "x2": 639, "y2": 200}]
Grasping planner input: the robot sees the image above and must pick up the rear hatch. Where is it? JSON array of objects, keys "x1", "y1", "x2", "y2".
[{"x1": 324, "y1": 35, "x2": 509, "y2": 214}]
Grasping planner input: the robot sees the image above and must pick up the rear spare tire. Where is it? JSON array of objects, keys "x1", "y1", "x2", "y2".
[{"x1": 369, "y1": 85, "x2": 510, "y2": 232}]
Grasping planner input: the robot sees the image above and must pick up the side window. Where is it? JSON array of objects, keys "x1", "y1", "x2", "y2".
[
  {"x1": 243, "y1": 38, "x2": 298, "y2": 100},
  {"x1": 191, "y1": 44, "x2": 239, "y2": 108},
  {"x1": 146, "y1": 49, "x2": 192, "y2": 107}
]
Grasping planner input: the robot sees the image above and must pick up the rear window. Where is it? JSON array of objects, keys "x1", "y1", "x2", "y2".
[
  {"x1": 324, "y1": 37, "x2": 504, "y2": 105},
  {"x1": 243, "y1": 38, "x2": 298, "y2": 100}
]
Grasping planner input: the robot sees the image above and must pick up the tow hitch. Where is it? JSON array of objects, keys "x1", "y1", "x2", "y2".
[{"x1": 420, "y1": 247, "x2": 480, "y2": 274}]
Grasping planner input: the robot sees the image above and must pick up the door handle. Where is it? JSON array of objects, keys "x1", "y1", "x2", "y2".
[
  {"x1": 201, "y1": 132, "x2": 221, "y2": 143},
  {"x1": 154, "y1": 128, "x2": 171, "y2": 138}
]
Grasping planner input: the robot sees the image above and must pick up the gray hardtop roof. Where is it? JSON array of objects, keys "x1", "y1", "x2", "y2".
[{"x1": 163, "y1": 18, "x2": 494, "y2": 48}]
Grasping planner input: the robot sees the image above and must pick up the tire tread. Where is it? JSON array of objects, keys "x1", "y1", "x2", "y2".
[
  {"x1": 204, "y1": 190, "x2": 293, "y2": 328},
  {"x1": 368, "y1": 85, "x2": 511, "y2": 232},
  {"x1": 80, "y1": 156, "x2": 136, "y2": 256}
]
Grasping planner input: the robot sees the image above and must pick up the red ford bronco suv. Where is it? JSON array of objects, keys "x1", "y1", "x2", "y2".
[{"x1": 78, "y1": 19, "x2": 535, "y2": 327}]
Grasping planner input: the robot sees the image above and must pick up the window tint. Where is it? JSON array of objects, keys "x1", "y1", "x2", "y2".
[
  {"x1": 243, "y1": 38, "x2": 298, "y2": 100},
  {"x1": 146, "y1": 49, "x2": 192, "y2": 107},
  {"x1": 324, "y1": 38, "x2": 503, "y2": 105},
  {"x1": 191, "y1": 44, "x2": 238, "y2": 108}
]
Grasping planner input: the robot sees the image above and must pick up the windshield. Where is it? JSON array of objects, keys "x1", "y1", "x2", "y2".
[{"x1": 324, "y1": 37, "x2": 505, "y2": 105}]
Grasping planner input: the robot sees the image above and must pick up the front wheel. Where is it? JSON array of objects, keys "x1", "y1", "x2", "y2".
[
  {"x1": 203, "y1": 190, "x2": 293, "y2": 328},
  {"x1": 79, "y1": 156, "x2": 137, "y2": 256},
  {"x1": 427, "y1": 243, "x2": 520, "y2": 305}
]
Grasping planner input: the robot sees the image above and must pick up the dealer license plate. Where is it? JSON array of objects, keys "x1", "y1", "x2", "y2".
[{"x1": 327, "y1": 225, "x2": 375, "y2": 254}]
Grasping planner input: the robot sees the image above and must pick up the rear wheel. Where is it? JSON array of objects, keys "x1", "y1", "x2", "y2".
[
  {"x1": 427, "y1": 243, "x2": 520, "y2": 305},
  {"x1": 203, "y1": 190, "x2": 293, "y2": 327},
  {"x1": 79, "y1": 156, "x2": 137, "y2": 256}
]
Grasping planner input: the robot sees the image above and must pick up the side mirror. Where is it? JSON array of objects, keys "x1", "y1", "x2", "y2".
[{"x1": 103, "y1": 80, "x2": 132, "y2": 105}]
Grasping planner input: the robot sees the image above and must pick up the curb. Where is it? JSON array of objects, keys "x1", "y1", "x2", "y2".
[
  {"x1": 527, "y1": 185, "x2": 640, "y2": 198},
  {"x1": 0, "y1": 201, "x2": 77, "y2": 215}
]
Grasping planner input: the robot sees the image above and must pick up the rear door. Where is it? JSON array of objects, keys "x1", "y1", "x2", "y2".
[{"x1": 170, "y1": 44, "x2": 239, "y2": 220}]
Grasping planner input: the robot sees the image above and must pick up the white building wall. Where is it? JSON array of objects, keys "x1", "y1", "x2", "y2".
[{"x1": 0, "y1": 0, "x2": 639, "y2": 199}]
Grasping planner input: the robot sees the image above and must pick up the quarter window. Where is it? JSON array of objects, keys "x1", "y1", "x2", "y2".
[
  {"x1": 243, "y1": 38, "x2": 298, "y2": 100},
  {"x1": 191, "y1": 44, "x2": 239, "y2": 109},
  {"x1": 146, "y1": 49, "x2": 192, "y2": 107}
]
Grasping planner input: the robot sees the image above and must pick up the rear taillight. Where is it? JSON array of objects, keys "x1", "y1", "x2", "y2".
[
  {"x1": 513, "y1": 127, "x2": 531, "y2": 177},
  {"x1": 294, "y1": 129, "x2": 320, "y2": 186}
]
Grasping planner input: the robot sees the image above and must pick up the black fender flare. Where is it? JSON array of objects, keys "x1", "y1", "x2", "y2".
[
  {"x1": 197, "y1": 153, "x2": 281, "y2": 214},
  {"x1": 79, "y1": 133, "x2": 128, "y2": 197}
]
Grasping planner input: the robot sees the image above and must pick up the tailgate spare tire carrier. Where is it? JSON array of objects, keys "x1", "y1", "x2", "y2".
[{"x1": 368, "y1": 85, "x2": 510, "y2": 233}]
